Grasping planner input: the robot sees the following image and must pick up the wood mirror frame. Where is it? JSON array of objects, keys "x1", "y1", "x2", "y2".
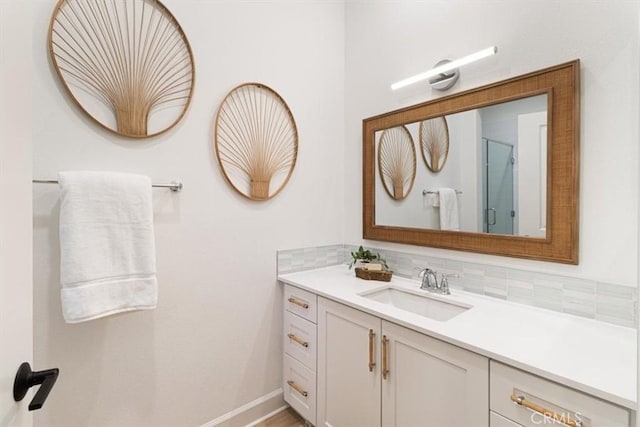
[{"x1": 363, "y1": 60, "x2": 580, "y2": 264}]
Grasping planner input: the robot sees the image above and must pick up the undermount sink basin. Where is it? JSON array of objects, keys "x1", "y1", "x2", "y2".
[{"x1": 359, "y1": 286, "x2": 470, "y2": 321}]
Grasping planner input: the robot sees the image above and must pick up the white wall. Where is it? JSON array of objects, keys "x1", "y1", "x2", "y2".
[
  {"x1": 345, "y1": 0, "x2": 639, "y2": 285},
  {"x1": 32, "y1": 1, "x2": 344, "y2": 426}
]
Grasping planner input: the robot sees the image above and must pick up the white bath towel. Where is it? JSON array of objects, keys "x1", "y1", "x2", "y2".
[
  {"x1": 438, "y1": 188, "x2": 460, "y2": 231},
  {"x1": 426, "y1": 192, "x2": 440, "y2": 207},
  {"x1": 58, "y1": 171, "x2": 157, "y2": 323}
]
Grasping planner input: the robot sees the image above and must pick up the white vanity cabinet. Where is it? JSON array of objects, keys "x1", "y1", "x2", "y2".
[
  {"x1": 317, "y1": 297, "x2": 489, "y2": 427},
  {"x1": 280, "y1": 271, "x2": 634, "y2": 427}
]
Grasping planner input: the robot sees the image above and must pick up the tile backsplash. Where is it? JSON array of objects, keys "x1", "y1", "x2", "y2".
[
  {"x1": 277, "y1": 244, "x2": 637, "y2": 328},
  {"x1": 277, "y1": 244, "x2": 347, "y2": 274}
]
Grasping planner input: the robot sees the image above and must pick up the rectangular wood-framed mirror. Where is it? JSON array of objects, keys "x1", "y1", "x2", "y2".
[{"x1": 363, "y1": 60, "x2": 580, "y2": 264}]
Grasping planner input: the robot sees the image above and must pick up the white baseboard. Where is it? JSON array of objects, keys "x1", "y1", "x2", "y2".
[{"x1": 200, "y1": 388, "x2": 285, "y2": 427}]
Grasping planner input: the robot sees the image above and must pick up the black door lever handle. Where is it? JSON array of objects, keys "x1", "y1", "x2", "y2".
[{"x1": 13, "y1": 362, "x2": 59, "y2": 411}]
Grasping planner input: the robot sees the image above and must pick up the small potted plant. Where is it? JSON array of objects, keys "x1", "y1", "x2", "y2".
[{"x1": 349, "y1": 246, "x2": 392, "y2": 281}]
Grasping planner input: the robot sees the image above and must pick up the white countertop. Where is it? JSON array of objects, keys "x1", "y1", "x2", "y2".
[{"x1": 278, "y1": 265, "x2": 637, "y2": 410}]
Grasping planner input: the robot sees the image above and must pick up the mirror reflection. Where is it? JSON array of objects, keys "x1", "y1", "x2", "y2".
[{"x1": 375, "y1": 94, "x2": 548, "y2": 238}]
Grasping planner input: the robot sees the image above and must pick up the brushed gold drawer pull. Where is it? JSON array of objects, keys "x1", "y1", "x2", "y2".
[
  {"x1": 287, "y1": 333, "x2": 309, "y2": 348},
  {"x1": 511, "y1": 395, "x2": 580, "y2": 427},
  {"x1": 382, "y1": 335, "x2": 389, "y2": 380},
  {"x1": 368, "y1": 329, "x2": 376, "y2": 372},
  {"x1": 287, "y1": 297, "x2": 309, "y2": 309},
  {"x1": 287, "y1": 380, "x2": 308, "y2": 397}
]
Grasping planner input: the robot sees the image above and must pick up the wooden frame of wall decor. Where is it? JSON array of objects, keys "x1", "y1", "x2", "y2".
[
  {"x1": 48, "y1": 0, "x2": 195, "y2": 139},
  {"x1": 363, "y1": 60, "x2": 580, "y2": 264},
  {"x1": 214, "y1": 82, "x2": 299, "y2": 201}
]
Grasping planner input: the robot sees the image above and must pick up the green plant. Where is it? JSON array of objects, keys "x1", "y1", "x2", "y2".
[{"x1": 348, "y1": 246, "x2": 389, "y2": 270}]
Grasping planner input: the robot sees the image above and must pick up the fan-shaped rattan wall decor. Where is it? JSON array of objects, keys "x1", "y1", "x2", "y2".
[
  {"x1": 214, "y1": 83, "x2": 298, "y2": 201},
  {"x1": 419, "y1": 117, "x2": 450, "y2": 172},
  {"x1": 48, "y1": 0, "x2": 195, "y2": 138},
  {"x1": 378, "y1": 125, "x2": 416, "y2": 200}
]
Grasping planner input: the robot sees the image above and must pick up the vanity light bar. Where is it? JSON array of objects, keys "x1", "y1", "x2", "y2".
[{"x1": 391, "y1": 46, "x2": 498, "y2": 90}]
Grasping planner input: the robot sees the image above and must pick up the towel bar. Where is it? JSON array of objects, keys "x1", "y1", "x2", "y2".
[
  {"x1": 422, "y1": 189, "x2": 462, "y2": 195},
  {"x1": 33, "y1": 179, "x2": 183, "y2": 192}
]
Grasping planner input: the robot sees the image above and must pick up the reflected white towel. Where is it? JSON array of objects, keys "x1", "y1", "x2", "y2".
[
  {"x1": 438, "y1": 188, "x2": 460, "y2": 231},
  {"x1": 58, "y1": 171, "x2": 157, "y2": 323},
  {"x1": 426, "y1": 192, "x2": 440, "y2": 207}
]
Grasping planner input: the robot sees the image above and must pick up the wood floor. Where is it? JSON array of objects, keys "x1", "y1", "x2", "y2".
[{"x1": 255, "y1": 407, "x2": 306, "y2": 427}]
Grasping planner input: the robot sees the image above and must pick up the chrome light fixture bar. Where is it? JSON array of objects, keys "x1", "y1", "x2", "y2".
[{"x1": 391, "y1": 46, "x2": 498, "y2": 91}]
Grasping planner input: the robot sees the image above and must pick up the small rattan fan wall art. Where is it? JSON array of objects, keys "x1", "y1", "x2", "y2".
[
  {"x1": 214, "y1": 83, "x2": 298, "y2": 201},
  {"x1": 377, "y1": 126, "x2": 416, "y2": 200},
  {"x1": 48, "y1": 0, "x2": 195, "y2": 138},
  {"x1": 420, "y1": 117, "x2": 450, "y2": 173}
]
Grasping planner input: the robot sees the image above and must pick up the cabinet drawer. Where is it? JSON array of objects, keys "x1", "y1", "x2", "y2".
[
  {"x1": 491, "y1": 411, "x2": 524, "y2": 427},
  {"x1": 490, "y1": 361, "x2": 629, "y2": 427},
  {"x1": 284, "y1": 310, "x2": 317, "y2": 371},
  {"x1": 284, "y1": 285, "x2": 317, "y2": 323},
  {"x1": 284, "y1": 353, "x2": 316, "y2": 426}
]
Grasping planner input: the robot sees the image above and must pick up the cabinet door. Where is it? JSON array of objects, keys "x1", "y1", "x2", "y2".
[
  {"x1": 382, "y1": 321, "x2": 489, "y2": 427},
  {"x1": 317, "y1": 297, "x2": 381, "y2": 427}
]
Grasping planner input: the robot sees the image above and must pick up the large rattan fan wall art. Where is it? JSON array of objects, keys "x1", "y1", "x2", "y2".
[
  {"x1": 48, "y1": 0, "x2": 195, "y2": 138},
  {"x1": 378, "y1": 126, "x2": 416, "y2": 200},
  {"x1": 420, "y1": 117, "x2": 450, "y2": 173},
  {"x1": 215, "y1": 83, "x2": 298, "y2": 201}
]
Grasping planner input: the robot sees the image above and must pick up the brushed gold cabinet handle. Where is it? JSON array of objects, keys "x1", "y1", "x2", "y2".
[
  {"x1": 287, "y1": 380, "x2": 308, "y2": 397},
  {"x1": 382, "y1": 335, "x2": 389, "y2": 380},
  {"x1": 287, "y1": 297, "x2": 309, "y2": 309},
  {"x1": 287, "y1": 333, "x2": 309, "y2": 348},
  {"x1": 511, "y1": 395, "x2": 580, "y2": 427},
  {"x1": 368, "y1": 329, "x2": 376, "y2": 372}
]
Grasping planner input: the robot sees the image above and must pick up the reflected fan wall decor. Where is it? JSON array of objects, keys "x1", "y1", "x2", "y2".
[
  {"x1": 420, "y1": 117, "x2": 450, "y2": 172},
  {"x1": 378, "y1": 126, "x2": 416, "y2": 200},
  {"x1": 48, "y1": 0, "x2": 195, "y2": 138},
  {"x1": 214, "y1": 83, "x2": 298, "y2": 201}
]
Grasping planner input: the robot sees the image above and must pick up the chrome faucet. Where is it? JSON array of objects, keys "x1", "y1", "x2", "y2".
[{"x1": 419, "y1": 269, "x2": 458, "y2": 295}]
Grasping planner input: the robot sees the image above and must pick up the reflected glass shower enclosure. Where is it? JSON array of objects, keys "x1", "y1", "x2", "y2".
[{"x1": 482, "y1": 138, "x2": 515, "y2": 235}]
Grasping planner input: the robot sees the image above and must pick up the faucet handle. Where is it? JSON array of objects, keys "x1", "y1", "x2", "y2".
[
  {"x1": 439, "y1": 273, "x2": 459, "y2": 295},
  {"x1": 440, "y1": 275, "x2": 450, "y2": 295}
]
